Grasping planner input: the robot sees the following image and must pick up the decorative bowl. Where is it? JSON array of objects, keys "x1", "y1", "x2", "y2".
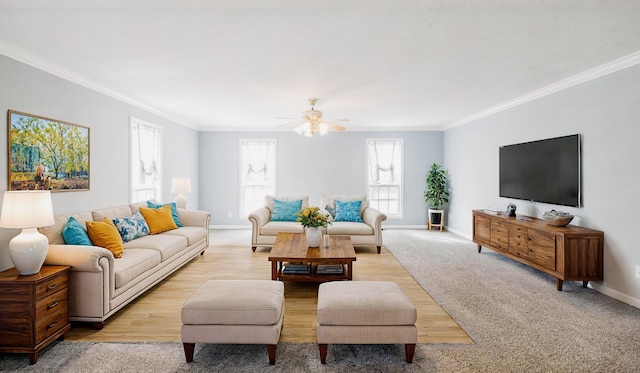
[{"x1": 544, "y1": 215, "x2": 574, "y2": 227}]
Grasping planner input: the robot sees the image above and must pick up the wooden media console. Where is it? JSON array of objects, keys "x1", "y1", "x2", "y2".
[{"x1": 472, "y1": 210, "x2": 603, "y2": 291}]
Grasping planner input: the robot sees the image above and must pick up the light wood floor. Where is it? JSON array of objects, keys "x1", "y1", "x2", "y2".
[{"x1": 66, "y1": 231, "x2": 472, "y2": 344}]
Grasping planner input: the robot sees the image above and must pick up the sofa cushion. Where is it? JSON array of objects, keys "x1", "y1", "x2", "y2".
[
  {"x1": 113, "y1": 212, "x2": 150, "y2": 243},
  {"x1": 161, "y1": 226, "x2": 207, "y2": 246},
  {"x1": 261, "y1": 221, "x2": 304, "y2": 235},
  {"x1": 147, "y1": 201, "x2": 183, "y2": 227},
  {"x1": 113, "y1": 248, "x2": 162, "y2": 288},
  {"x1": 334, "y1": 200, "x2": 364, "y2": 223},
  {"x1": 264, "y1": 195, "x2": 308, "y2": 213},
  {"x1": 124, "y1": 234, "x2": 187, "y2": 261},
  {"x1": 62, "y1": 216, "x2": 93, "y2": 246},
  {"x1": 271, "y1": 198, "x2": 302, "y2": 221},
  {"x1": 139, "y1": 205, "x2": 179, "y2": 234},
  {"x1": 86, "y1": 218, "x2": 125, "y2": 258},
  {"x1": 92, "y1": 205, "x2": 135, "y2": 221},
  {"x1": 327, "y1": 222, "x2": 373, "y2": 235}
]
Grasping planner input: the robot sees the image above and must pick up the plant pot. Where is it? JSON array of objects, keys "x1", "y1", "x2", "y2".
[{"x1": 428, "y1": 209, "x2": 445, "y2": 231}]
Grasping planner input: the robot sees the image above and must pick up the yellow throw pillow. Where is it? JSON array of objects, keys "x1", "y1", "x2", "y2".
[
  {"x1": 139, "y1": 204, "x2": 179, "y2": 234},
  {"x1": 86, "y1": 218, "x2": 124, "y2": 258}
]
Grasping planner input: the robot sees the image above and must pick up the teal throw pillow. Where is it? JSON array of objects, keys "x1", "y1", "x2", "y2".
[
  {"x1": 113, "y1": 212, "x2": 150, "y2": 243},
  {"x1": 334, "y1": 200, "x2": 363, "y2": 222},
  {"x1": 271, "y1": 199, "x2": 302, "y2": 222},
  {"x1": 62, "y1": 216, "x2": 94, "y2": 246},
  {"x1": 147, "y1": 201, "x2": 183, "y2": 227}
]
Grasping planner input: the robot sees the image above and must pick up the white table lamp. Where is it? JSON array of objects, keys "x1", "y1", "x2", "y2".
[
  {"x1": 171, "y1": 177, "x2": 191, "y2": 209},
  {"x1": 0, "y1": 191, "x2": 55, "y2": 275}
]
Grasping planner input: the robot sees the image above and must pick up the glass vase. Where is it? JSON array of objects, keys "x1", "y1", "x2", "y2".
[{"x1": 305, "y1": 226, "x2": 322, "y2": 247}]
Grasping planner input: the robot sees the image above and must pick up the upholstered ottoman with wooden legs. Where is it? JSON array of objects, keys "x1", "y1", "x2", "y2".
[
  {"x1": 181, "y1": 280, "x2": 285, "y2": 365},
  {"x1": 317, "y1": 281, "x2": 417, "y2": 364}
]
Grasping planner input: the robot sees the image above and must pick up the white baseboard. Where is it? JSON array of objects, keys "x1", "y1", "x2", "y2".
[
  {"x1": 589, "y1": 283, "x2": 640, "y2": 309},
  {"x1": 382, "y1": 225, "x2": 428, "y2": 230},
  {"x1": 209, "y1": 225, "x2": 251, "y2": 230}
]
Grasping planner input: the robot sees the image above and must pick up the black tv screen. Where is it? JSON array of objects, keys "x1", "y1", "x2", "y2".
[{"x1": 499, "y1": 134, "x2": 581, "y2": 207}]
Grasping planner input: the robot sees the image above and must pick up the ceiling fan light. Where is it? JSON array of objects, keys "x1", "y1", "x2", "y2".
[{"x1": 319, "y1": 123, "x2": 329, "y2": 136}]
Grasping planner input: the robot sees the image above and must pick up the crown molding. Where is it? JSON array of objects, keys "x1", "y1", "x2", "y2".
[
  {"x1": 0, "y1": 40, "x2": 199, "y2": 130},
  {"x1": 445, "y1": 50, "x2": 640, "y2": 130}
]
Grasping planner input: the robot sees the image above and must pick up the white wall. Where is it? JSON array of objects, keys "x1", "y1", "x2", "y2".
[
  {"x1": 0, "y1": 54, "x2": 200, "y2": 271},
  {"x1": 199, "y1": 130, "x2": 443, "y2": 227},
  {"x1": 444, "y1": 63, "x2": 640, "y2": 307}
]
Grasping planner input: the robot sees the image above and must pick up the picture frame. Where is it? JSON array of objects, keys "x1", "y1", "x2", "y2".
[{"x1": 8, "y1": 110, "x2": 90, "y2": 191}]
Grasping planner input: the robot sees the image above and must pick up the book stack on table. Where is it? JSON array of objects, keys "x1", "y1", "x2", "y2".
[
  {"x1": 283, "y1": 263, "x2": 311, "y2": 275},
  {"x1": 316, "y1": 264, "x2": 344, "y2": 275}
]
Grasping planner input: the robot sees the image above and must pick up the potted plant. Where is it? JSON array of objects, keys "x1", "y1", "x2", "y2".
[{"x1": 424, "y1": 163, "x2": 449, "y2": 230}]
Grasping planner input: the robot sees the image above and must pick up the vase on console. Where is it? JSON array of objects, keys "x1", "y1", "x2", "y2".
[{"x1": 305, "y1": 226, "x2": 322, "y2": 248}]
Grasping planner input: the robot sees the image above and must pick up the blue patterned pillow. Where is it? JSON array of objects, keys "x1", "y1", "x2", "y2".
[
  {"x1": 334, "y1": 200, "x2": 363, "y2": 222},
  {"x1": 113, "y1": 212, "x2": 150, "y2": 243},
  {"x1": 271, "y1": 199, "x2": 302, "y2": 221},
  {"x1": 62, "y1": 216, "x2": 94, "y2": 245},
  {"x1": 147, "y1": 201, "x2": 183, "y2": 227}
]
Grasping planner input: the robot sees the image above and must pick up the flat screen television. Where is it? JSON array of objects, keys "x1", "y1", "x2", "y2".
[{"x1": 499, "y1": 134, "x2": 581, "y2": 207}]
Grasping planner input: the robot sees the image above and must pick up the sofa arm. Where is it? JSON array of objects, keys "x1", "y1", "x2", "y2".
[
  {"x1": 177, "y1": 209, "x2": 211, "y2": 229},
  {"x1": 45, "y1": 244, "x2": 114, "y2": 272},
  {"x1": 248, "y1": 207, "x2": 271, "y2": 229},
  {"x1": 362, "y1": 207, "x2": 387, "y2": 230}
]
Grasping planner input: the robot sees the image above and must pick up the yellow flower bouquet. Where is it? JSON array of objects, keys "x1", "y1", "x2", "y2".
[{"x1": 295, "y1": 206, "x2": 331, "y2": 228}]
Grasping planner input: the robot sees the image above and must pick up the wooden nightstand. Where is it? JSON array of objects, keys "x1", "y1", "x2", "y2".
[{"x1": 0, "y1": 265, "x2": 71, "y2": 364}]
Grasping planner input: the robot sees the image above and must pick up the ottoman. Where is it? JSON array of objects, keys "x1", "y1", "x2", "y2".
[
  {"x1": 181, "y1": 280, "x2": 285, "y2": 365},
  {"x1": 317, "y1": 281, "x2": 417, "y2": 364}
]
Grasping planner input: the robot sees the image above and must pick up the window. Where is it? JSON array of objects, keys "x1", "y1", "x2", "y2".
[
  {"x1": 367, "y1": 139, "x2": 402, "y2": 218},
  {"x1": 130, "y1": 118, "x2": 162, "y2": 203},
  {"x1": 240, "y1": 139, "x2": 276, "y2": 217}
]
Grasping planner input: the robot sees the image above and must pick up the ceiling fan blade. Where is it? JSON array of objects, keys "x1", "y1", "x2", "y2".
[
  {"x1": 324, "y1": 118, "x2": 350, "y2": 122},
  {"x1": 324, "y1": 122, "x2": 346, "y2": 131}
]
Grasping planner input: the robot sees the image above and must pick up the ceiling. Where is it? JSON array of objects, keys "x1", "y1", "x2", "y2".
[{"x1": 1, "y1": 1, "x2": 639, "y2": 132}]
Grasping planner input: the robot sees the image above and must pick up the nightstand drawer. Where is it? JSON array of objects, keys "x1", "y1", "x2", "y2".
[
  {"x1": 35, "y1": 306, "x2": 68, "y2": 343},
  {"x1": 36, "y1": 289, "x2": 68, "y2": 320},
  {"x1": 35, "y1": 273, "x2": 68, "y2": 300}
]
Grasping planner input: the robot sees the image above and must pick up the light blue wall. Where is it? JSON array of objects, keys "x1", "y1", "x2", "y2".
[
  {"x1": 0, "y1": 54, "x2": 200, "y2": 271},
  {"x1": 444, "y1": 63, "x2": 640, "y2": 307},
  {"x1": 199, "y1": 131, "x2": 442, "y2": 227}
]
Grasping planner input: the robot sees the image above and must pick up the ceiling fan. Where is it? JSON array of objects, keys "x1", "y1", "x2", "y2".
[{"x1": 277, "y1": 98, "x2": 348, "y2": 137}]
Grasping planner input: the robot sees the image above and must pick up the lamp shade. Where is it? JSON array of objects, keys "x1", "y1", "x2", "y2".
[
  {"x1": 171, "y1": 177, "x2": 192, "y2": 194},
  {"x1": 0, "y1": 191, "x2": 55, "y2": 229}
]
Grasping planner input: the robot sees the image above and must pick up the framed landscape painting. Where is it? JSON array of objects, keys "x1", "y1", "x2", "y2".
[{"x1": 8, "y1": 110, "x2": 90, "y2": 191}]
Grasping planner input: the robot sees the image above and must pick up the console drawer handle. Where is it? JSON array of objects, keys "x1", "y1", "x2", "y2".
[
  {"x1": 47, "y1": 283, "x2": 58, "y2": 291},
  {"x1": 47, "y1": 321, "x2": 57, "y2": 330},
  {"x1": 48, "y1": 301, "x2": 59, "y2": 310}
]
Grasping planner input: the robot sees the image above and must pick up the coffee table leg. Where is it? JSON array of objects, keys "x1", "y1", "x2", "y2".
[
  {"x1": 271, "y1": 261, "x2": 278, "y2": 280},
  {"x1": 346, "y1": 263, "x2": 352, "y2": 280}
]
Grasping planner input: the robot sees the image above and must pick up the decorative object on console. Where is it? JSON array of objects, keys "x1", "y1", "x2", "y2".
[
  {"x1": 276, "y1": 98, "x2": 348, "y2": 137},
  {"x1": 295, "y1": 206, "x2": 331, "y2": 247},
  {"x1": 0, "y1": 190, "x2": 55, "y2": 275},
  {"x1": 171, "y1": 177, "x2": 191, "y2": 209},
  {"x1": 425, "y1": 163, "x2": 449, "y2": 230},
  {"x1": 542, "y1": 210, "x2": 574, "y2": 227},
  {"x1": 506, "y1": 203, "x2": 517, "y2": 217}
]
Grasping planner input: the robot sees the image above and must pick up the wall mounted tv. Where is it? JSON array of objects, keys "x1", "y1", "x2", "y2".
[{"x1": 499, "y1": 134, "x2": 581, "y2": 207}]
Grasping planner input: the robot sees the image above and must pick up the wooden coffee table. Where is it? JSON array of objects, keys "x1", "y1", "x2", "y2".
[{"x1": 268, "y1": 233, "x2": 356, "y2": 282}]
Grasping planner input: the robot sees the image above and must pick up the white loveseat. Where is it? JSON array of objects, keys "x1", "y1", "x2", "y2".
[
  {"x1": 248, "y1": 195, "x2": 386, "y2": 253},
  {"x1": 40, "y1": 201, "x2": 210, "y2": 328}
]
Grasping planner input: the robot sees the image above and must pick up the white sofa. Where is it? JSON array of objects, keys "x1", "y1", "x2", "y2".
[
  {"x1": 40, "y1": 201, "x2": 210, "y2": 328},
  {"x1": 248, "y1": 195, "x2": 386, "y2": 253}
]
